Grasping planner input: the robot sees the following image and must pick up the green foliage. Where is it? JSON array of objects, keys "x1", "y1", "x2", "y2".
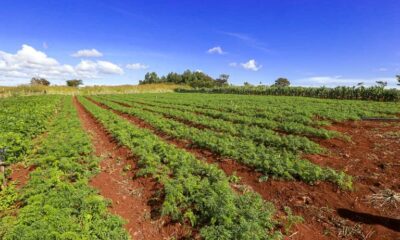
[
  {"x1": 78, "y1": 96, "x2": 282, "y2": 240},
  {"x1": 0, "y1": 97, "x2": 129, "y2": 240},
  {"x1": 273, "y1": 78, "x2": 290, "y2": 87},
  {"x1": 30, "y1": 77, "x2": 50, "y2": 86},
  {"x1": 105, "y1": 96, "x2": 326, "y2": 151},
  {"x1": 0, "y1": 184, "x2": 18, "y2": 213},
  {"x1": 93, "y1": 96, "x2": 352, "y2": 188},
  {"x1": 176, "y1": 85, "x2": 400, "y2": 102},
  {"x1": 140, "y1": 70, "x2": 230, "y2": 88},
  {"x1": 282, "y1": 207, "x2": 303, "y2": 235},
  {"x1": 0, "y1": 95, "x2": 61, "y2": 163},
  {"x1": 66, "y1": 79, "x2": 83, "y2": 87}
]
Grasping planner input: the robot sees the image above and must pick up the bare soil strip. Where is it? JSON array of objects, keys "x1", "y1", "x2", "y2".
[
  {"x1": 73, "y1": 97, "x2": 189, "y2": 240},
  {"x1": 89, "y1": 97, "x2": 400, "y2": 240}
]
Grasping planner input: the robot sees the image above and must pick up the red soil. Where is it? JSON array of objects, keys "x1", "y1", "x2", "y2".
[
  {"x1": 89, "y1": 97, "x2": 400, "y2": 240},
  {"x1": 9, "y1": 164, "x2": 34, "y2": 188},
  {"x1": 73, "y1": 97, "x2": 190, "y2": 240}
]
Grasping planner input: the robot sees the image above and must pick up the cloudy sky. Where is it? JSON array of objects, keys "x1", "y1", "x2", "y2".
[{"x1": 0, "y1": 0, "x2": 399, "y2": 87}]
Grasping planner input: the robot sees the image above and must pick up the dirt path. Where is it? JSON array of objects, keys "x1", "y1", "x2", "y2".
[
  {"x1": 88, "y1": 97, "x2": 400, "y2": 240},
  {"x1": 73, "y1": 97, "x2": 189, "y2": 240}
]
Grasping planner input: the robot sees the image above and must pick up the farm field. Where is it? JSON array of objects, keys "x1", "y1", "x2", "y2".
[{"x1": 1, "y1": 93, "x2": 399, "y2": 240}]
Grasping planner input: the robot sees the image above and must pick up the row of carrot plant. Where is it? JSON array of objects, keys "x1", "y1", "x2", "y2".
[
  {"x1": 78, "y1": 96, "x2": 283, "y2": 240},
  {"x1": 100, "y1": 95, "x2": 323, "y2": 154},
  {"x1": 0, "y1": 95, "x2": 61, "y2": 163},
  {"x1": 110, "y1": 96, "x2": 339, "y2": 139},
  {"x1": 90, "y1": 96, "x2": 352, "y2": 189},
  {"x1": 0, "y1": 96, "x2": 129, "y2": 239},
  {"x1": 128, "y1": 93, "x2": 400, "y2": 122}
]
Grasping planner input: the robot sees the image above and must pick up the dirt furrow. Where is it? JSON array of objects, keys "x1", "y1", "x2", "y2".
[{"x1": 73, "y1": 97, "x2": 188, "y2": 240}]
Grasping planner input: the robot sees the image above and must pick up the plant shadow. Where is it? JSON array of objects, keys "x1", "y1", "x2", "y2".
[{"x1": 337, "y1": 208, "x2": 400, "y2": 232}]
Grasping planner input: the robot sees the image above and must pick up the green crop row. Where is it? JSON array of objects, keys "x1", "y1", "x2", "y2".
[
  {"x1": 0, "y1": 96, "x2": 129, "y2": 240},
  {"x1": 0, "y1": 95, "x2": 62, "y2": 163},
  {"x1": 91, "y1": 96, "x2": 352, "y2": 189},
  {"x1": 126, "y1": 93, "x2": 400, "y2": 121},
  {"x1": 78, "y1": 96, "x2": 283, "y2": 240},
  {"x1": 175, "y1": 85, "x2": 400, "y2": 102},
  {"x1": 102, "y1": 95, "x2": 323, "y2": 154},
  {"x1": 109, "y1": 95, "x2": 339, "y2": 139},
  {"x1": 128, "y1": 95, "x2": 321, "y2": 125}
]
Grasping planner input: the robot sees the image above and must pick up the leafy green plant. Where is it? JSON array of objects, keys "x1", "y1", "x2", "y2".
[
  {"x1": 92, "y1": 96, "x2": 352, "y2": 189},
  {"x1": 79, "y1": 96, "x2": 282, "y2": 240},
  {"x1": 282, "y1": 207, "x2": 303, "y2": 235},
  {"x1": 1, "y1": 97, "x2": 129, "y2": 240}
]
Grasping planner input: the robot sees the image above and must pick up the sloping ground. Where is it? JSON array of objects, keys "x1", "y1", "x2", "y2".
[
  {"x1": 88, "y1": 96, "x2": 400, "y2": 239},
  {"x1": 278, "y1": 121, "x2": 400, "y2": 239},
  {"x1": 74, "y1": 97, "x2": 189, "y2": 240}
]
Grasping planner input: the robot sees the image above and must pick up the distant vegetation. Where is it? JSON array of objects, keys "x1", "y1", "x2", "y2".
[
  {"x1": 139, "y1": 70, "x2": 229, "y2": 88},
  {"x1": 0, "y1": 84, "x2": 183, "y2": 97},
  {"x1": 2, "y1": 73, "x2": 399, "y2": 101},
  {"x1": 30, "y1": 77, "x2": 50, "y2": 86},
  {"x1": 66, "y1": 79, "x2": 83, "y2": 87},
  {"x1": 177, "y1": 85, "x2": 400, "y2": 102},
  {"x1": 273, "y1": 77, "x2": 291, "y2": 87}
]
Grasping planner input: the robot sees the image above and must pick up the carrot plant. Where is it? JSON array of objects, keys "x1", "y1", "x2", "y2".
[
  {"x1": 0, "y1": 96, "x2": 129, "y2": 240},
  {"x1": 103, "y1": 95, "x2": 323, "y2": 154},
  {"x1": 92, "y1": 96, "x2": 352, "y2": 189},
  {"x1": 0, "y1": 95, "x2": 61, "y2": 163},
  {"x1": 79, "y1": 96, "x2": 283, "y2": 240}
]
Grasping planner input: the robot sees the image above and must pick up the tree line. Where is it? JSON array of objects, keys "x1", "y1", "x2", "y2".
[
  {"x1": 30, "y1": 77, "x2": 83, "y2": 87},
  {"x1": 29, "y1": 74, "x2": 400, "y2": 88},
  {"x1": 139, "y1": 70, "x2": 230, "y2": 87}
]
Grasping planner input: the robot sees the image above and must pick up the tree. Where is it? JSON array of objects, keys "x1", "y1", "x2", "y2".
[
  {"x1": 31, "y1": 77, "x2": 50, "y2": 86},
  {"x1": 244, "y1": 82, "x2": 252, "y2": 86},
  {"x1": 140, "y1": 70, "x2": 226, "y2": 87},
  {"x1": 375, "y1": 81, "x2": 387, "y2": 88},
  {"x1": 273, "y1": 77, "x2": 290, "y2": 87},
  {"x1": 140, "y1": 72, "x2": 160, "y2": 84},
  {"x1": 215, "y1": 74, "x2": 229, "y2": 86},
  {"x1": 397, "y1": 75, "x2": 400, "y2": 86},
  {"x1": 166, "y1": 72, "x2": 183, "y2": 84},
  {"x1": 66, "y1": 79, "x2": 83, "y2": 87}
]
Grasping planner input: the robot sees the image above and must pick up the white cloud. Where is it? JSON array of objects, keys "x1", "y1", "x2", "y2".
[
  {"x1": 42, "y1": 42, "x2": 48, "y2": 49},
  {"x1": 97, "y1": 60, "x2": 124, "y2": 74},
  {"x1": 76, "y1": 60, "x2": 124, "y2": 77},
  {"x1": 297, "y1": 75, "x2": 398, "y2": 88},
  {"x1": 207, "y1": 46, "x2": 225, "y2": 55},
  {"x1": 126, "y1": 63, "x2": 149, "y2": 70},
  {"x1": 71, "y1": 48, "x2": 103, "y2": 58},
  {"x1": 377, "y1": 67, "x2": 388, "y2": 72},
  {"x1": 229, "y1": 62, "x2": 238, "y2": 67},
  {"x1": 0, "y1": 45, "x2": 123, "y2": 85},
  {"x1": 241, "y1": 59, "x2": 262, "y2": 71}
]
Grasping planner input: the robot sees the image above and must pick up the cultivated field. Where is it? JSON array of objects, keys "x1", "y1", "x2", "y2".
[{"x1": 1, "y1": 93, "x2": 399, "y2": 240}]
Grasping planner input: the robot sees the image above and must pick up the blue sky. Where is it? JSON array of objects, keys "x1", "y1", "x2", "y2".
[{"x1": 0, "y1": 0, "x2": 399, "y2": 87}]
